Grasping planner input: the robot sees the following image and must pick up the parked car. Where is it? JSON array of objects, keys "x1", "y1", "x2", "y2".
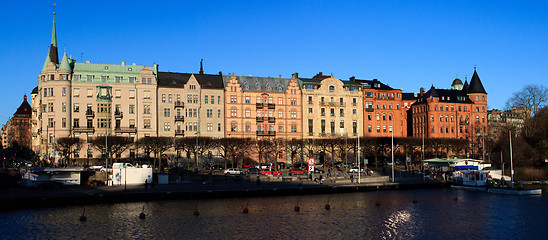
[
  {"x1": 348, "y1": 167, "x2": 365, "y2": 173},
  {"x1": 224, "y1": 168, "x2": 243, "y2": 175},
  {"x1": 243, "y1": 163, "x2": 254, "y2": 168},
  {"x1": 261, "y1": 168, "x2": 282, "y2": 175},
  {"x1": 259, "y1": 163, "x2": 270, "y2": 169},
  {"x1": 290, "y1": 168, "x2": 307, "y2": 175},
  {"x1": 247, "y1": 167, "x2": 261, "y2": 174}
]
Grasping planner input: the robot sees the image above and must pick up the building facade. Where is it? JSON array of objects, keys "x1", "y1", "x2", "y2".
[
  {"x1": 223, "y1": 73, "x2": 302, "y2": 140},
  {"x1": 410, "y1": 69, "x2": 488, "y2": 153},
  {"x1": 299, "y1": 72, "x2": 363, "y2": 139},
  {"x1": 1, "y1": 96, "x2": 32, "y2": 149},
  {"x1": 33, "y1": 13, "x2": 158, "y2": 160}
]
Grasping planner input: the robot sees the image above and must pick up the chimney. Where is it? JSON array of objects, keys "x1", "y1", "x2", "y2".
[
  {"x1": 219, "y1": 71, "x2": 223, "y2": 76},
  {"x1": 199, "y1": 59, "x2": 204, "y2": 75},
  {"x1": 420, "y1": 87, "x2": 425, "y2": 96},
  {"x1": 121, "y1": 61, "x2": 125, "y2": 65},
  {"x1": 292, "y1": 72, "x2": 299, "y2": 79},
  {"x1": 350, "y1": 76, "x2": 356, "y2": 82}
]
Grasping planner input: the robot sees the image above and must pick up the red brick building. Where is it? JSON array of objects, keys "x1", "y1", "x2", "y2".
[{"x1": 411, "y1": 69, "x2": 487, "y2": 147}]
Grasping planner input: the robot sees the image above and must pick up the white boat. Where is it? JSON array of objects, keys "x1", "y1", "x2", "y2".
[{"x1": 487, "y1": 188, "x2": 542, "y2": 195}]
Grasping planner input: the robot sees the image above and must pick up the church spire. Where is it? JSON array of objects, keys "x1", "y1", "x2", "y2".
[
  {"x1": 199, "y1": 59, "x2": 204, "y2": 74},
  {"x1": 49, "y1": 9, "x2": 59, "y2": 64}
]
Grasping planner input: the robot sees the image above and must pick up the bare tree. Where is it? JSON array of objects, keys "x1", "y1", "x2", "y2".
[
  {"x1": 135, "y1": 137, "x2": 172, "y2": 171},
  {"x1": 89, "y1": 136, "x2": 133, "y2": 165},
  {"x1": 56, "y1": 137, "x2": 83, "y2": 166},
  {"x1": 506, "y1": 84, "x2": 547, "y2": 117}
]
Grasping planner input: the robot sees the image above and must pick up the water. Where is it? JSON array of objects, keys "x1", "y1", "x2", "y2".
[{"x1": 1, "y1": 188, "x2": 547, "y2": 239}]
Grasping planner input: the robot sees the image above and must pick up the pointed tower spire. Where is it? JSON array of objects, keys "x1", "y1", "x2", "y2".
[
  {"x1": 49, "y1": 8, "x2": 59, "y2": 64},
  {"x1": 468, "y1": 67, "x2": 487, "y2": 94},
  {"x1": 199, "y1": 59, "x2": 204, "y2": 75},
  {"x1": 59, "y1": 45, "x2": 72, "y2": 72}
]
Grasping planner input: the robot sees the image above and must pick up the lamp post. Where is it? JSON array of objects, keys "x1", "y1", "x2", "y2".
[{"x1": 391, "y1": 117, "x2": 394, "y2": 183}]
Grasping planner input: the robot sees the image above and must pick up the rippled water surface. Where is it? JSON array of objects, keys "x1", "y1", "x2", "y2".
[{"x1": 1, "y1": 188, "x2": 547, "y2": 239}]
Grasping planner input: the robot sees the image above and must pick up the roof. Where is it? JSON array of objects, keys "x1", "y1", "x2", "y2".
[
  {"x1": 423, "y1": 88, "x2": 473, "y2": 103},
  {"x1": 158, "y1": 72, "x2": 224, "y2": 89},
  {"x1": 402, "y1": 93, "x2": 417, "y2": 101},
  {"x1": 223, "y1": 75, "x2": 291, "y2": 93},
  {"x1": 352, "y1": 78, "x2": 396, "y2": 90},
  {"x1": 452, "y1": 78, "x2": 463, "y2": 86},
  {"x1": 297, "y1": 77, "x2": 362, "y2": 88},
  {"x1": 468, "y1": 69, "x2": 487, "y2": 94},
  {"x1": 14, "y1": 96, "x2": 32, "y2": 117},
  {"x1": 32, "y1": 86, "x2": 38, "y2": 94}
]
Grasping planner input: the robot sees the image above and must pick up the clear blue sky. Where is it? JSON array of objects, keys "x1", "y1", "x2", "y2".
[{"x1": 1, "y1": 1, "x2": 547, "y2": 124}]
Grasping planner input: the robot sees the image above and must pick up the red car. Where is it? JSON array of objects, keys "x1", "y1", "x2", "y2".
[
  {"x1": 290, "y1": 168, "x2": 307, "y2": 175},
  {"x1": 261, "y1": 168, "x2": 282, "y2": 175}
]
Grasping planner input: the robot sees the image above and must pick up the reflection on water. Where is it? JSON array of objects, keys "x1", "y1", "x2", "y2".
[{"x1": 1, "y1": 188, "x2": 546, "y2": 239}]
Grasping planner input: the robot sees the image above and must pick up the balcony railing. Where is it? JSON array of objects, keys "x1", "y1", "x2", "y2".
[
  {"x1": 174, "y1": 101, "x2": 184, "y2": 108},
  {"x1": 321, "y1": 112, "x2": 326, "y2": 116},
  {"x1": 320, "y1": 102, "x2": 345, "y2": 107},
  {"x1": 114, "y1": 111, "x2": 123, "y2": 118},
  {"x1": 256, "y1": 117, "x2": 264, "y2": 122},
  {"x1": 114, "y1": 127, "x2": 137, "y2": 133},
  {"x1": 267, "y1": 103, "x2": 275, "y2": 109},
  {"x1": 308, "y1": 132, "x2": 314, "y2": 136},
  {"x1": 365, "y1": 107, "x2": 374, "y2": 112},
  {"x1": 175, "y1": 115, "x2": 184, "y2": 121},
  {"x1": 175, "y1": 129, "x2": 185, "y2": 136},
  {"x1": 256, "y1": 103, "x2": 264, "y2": 108},
  {"x1": 256, "y1": 130, "x2": 276, "y2": 136},
  {"x1": 352, "y1": 102, "x2": 357, "y2": 106},
  {"x1": 86, "y1": 109, "x2": 95, "y2": 118},
  {"x1": 73, "y1": 127, "x2": 95, "y2": 133},
  {"x1": 268, "y1": 117, "x2": 276, "y2": 122}
]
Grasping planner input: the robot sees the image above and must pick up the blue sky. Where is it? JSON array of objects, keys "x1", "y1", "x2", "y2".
[{"x1": 1, "y1": 1, "x2": 547, "y2": 124}]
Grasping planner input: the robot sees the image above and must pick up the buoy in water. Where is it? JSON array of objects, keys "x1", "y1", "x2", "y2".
[
  {"x1": 294, "y1": 206, "x2": 300, "y2": 212},
  {"x1": 243, "y1": 207, "x2": 249, "y2": 213},
  {"x1": 325, "y1": 204, "x2": 331, "y2": 210},
  {"x1": 79, "y1": 215, "x2": 87, "y2": 222},
  {"x1": 139, "y1": 212, "x2": 146, "y2": 219},
  {"x1": 193, "y1": 210, "x2": 200, "y2": 216},
  {"x1": 375, "y1": 201, "x2": 381, "y2": 206}
]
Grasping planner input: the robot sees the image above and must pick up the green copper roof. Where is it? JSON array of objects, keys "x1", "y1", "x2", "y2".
[
  {"x1": 51, "y1": 14, "x2": 57, "y2": 48},
  {"x1": 72, "y1": 62, "x2": 151, "y2": 85},
  {"x1": 59, "y1": 50, "x2": 71, "y2": 71},
  {"x1": 42, "y1": 55, "x2": 51, "y2": 72}
]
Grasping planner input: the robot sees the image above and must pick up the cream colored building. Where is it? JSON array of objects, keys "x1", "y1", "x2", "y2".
[
  {"x1": 33, "y1": 13, "x2": 158, "y2": 161},
  {"x1": 298, "y1": 72, "x2": 363, "y2": 139}
]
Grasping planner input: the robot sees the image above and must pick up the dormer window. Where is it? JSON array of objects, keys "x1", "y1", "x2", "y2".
[
  {"x1": 329, "y1": 86, "x2": 335, "y2": 92},
  {"x1": 255, "y1": 82, "x2": 261, "y2": 90}
]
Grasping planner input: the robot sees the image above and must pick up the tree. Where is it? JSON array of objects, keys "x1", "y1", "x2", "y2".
[
  {"x1": 135, "y1": 137, "x2": 172, "y2": 171},
  {"x1": 90, "y1": 136, "x2": 133, "y2": 165},
  {"x1": 506, "y1": 84, "x2": 547, "y2": 117},
  {"x1": 56, "y1": 137, "x2": 83, "y2": 166}
]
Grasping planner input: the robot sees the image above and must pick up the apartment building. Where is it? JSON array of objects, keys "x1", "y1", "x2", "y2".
[
  {"x1": 410, "y1": 69, "x2": 488, "y2": 144},
  {"x1": 223, "y1": 73, "x2": 302, "y2": 140},
  {"x1": 299, "y1": 72, "x2": 363, "y2": 139},
  {"x1": 33, "y1": 13, "x2": 158, "y2": 159},
  {"x1": 157, "y1": 70, "x2": 225, "y2": 139}
]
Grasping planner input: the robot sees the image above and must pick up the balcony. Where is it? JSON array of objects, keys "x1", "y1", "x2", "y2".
[
  {"x1": 256, "y1": 103, "x2": 264, "y2": 108},
  {"x1": 86, "y1": 109, "x2": 95, "y2": 118},
  {"x1": 308, "y1": 101, "x2": 313, "y2": 105},
  {"x1": 174, "y1": 101, "x2": 184, "y2": 108},
  {"x1": 321, "y1": 112, "x2": 326, "y2": 117},
  {"x1": 175, "y1": 115, "x2": 184, "y2": 122},
  {"x1": 256, "y1": 117, "x2": 264, "y2": 122},
  {"x1": 365, "y1": 107, "x2": 374, "y2": 112},
  {"x1": 308, "y1": 132, "x2": 314, "y2": 136},
  {"x1": 73, "y1": 127, "x2": 95, "y2": 133},
  {"x1": 175, "y1": 129, "x2": 185, "y2": 136},
  {"x1": 352, "y1": 102, "x2": 357, "y2": 106},
  {"x1": 256, "y1": 130, "x2": 276, "y2": 136},
  {"x1": 267, "y1": 103, "x2": 275, "y2": 109},
  {"x1": 114, "y1": 110, "x2": 123, "y2": 118},
  {"x1": 320, "y1": 102, "x2": 345, "y2": 107},
  {"x1": 459, "y1": 120, "x2": 469, "y2": 125},
  {"x1": 114, "y1": 127, "x2": 137, "y2": 133},
  {"x1": 268, "y1": 117, "x2": 276, "y2": 123}
]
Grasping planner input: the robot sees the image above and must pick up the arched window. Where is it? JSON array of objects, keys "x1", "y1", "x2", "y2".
[{"x1": 329, "y1": 86, "x2": 335, "y2": 92}]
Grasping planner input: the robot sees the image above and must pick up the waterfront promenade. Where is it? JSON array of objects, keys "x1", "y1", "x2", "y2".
[{"x1": 0, "y1": 174, "x2": 442, "y2": 212}]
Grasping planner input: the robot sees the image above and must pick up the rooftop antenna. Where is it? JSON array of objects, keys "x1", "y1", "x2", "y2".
[
  {"x1": 474, "y1": 64, "x2": 477, "y2": 71},
  {"x1": 199, "y1": 59, "x2": 204, "y2": 74},
  {"x1": 80, "y1": 53, "x2": 84, "y2": 62},
  {"x1": 53, "y1": 3, "x2": 56, "y2": 15}
]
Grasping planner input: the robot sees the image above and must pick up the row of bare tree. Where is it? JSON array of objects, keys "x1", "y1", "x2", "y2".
[{"x1": 55, "y1": 135, "x2": 474, "y2": 171}]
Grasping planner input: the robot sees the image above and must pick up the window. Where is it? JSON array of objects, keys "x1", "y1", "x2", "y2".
[
  {"x1": 115, "y1": 76, "x2": 121, "y2": 83},
  {"x1": 87, "y1": 75, "x2": 93, "y2": 82},
  {"x1": 291, "y1": 124, "x2": 297, "y2": 132},
  {"x1": 129, "y1": 105, "x2": 135, "y2": 114},
  {"x1": 144, "y1": 119, "x2": 151, "y2": 129},
  {"x1": 340, "y1": 120, "x2": 344, "y2": 128},
  {"x1": 101, "y1": 76, "x2": 107, "y2": 82},
  {"x1": 73, "y1": 88, "x2": 80, "y2": 97},
  {"x1": 205, "y1": 96, "x2": 208, "y2": 104},
  {"x1": 74, "y1": 103, "x2": 80, "y2": 112},
  {"x1": 87, "y1": 88, "x2": 93, "y2": 97},
  {"x1": 230, "y1": 95, "x2": 237, "y2": 103},
  {"x1": 368, "y1": 125, "x2": 372, "y2": 132},
  {"x1": 329, "y1": 86, "x2": 335, "y2": 92},
  {"x1": 164, "y1": 122, "x2": 171, "y2": 131},
  {"x1": 245, "y1": 96, "x2": 250, "y2": 104},
  {"x1": 143, "y1": 90, "x2": 151, "y2": 99},
  {"x1": 129, "y1": 90, "x2": 135, "y2": 99},
  {"x1": 62, "y1": 102, "x2": 66, "y2": 112},
  {"x1": 308, "y1": 108, "x2": 313, "y2": 114},
  {"x1": 115, "y1": 89, "x2": 121, "y2": 98},
  {"x1": 143, "y1": 105, "x2": 151, "y2": 114},
  {"x1": 164, "y1": 108, "x2": 170, "y2": 117},
  {"x1": 376, "y1": 114, "x2": 380, "y2": 121},
  {"x1": 162, "y1": 94, "x2": 166, "y2": 103},
  {"x1": 129, "y1": 77, "x2": 135, "y2": 83},
  {"x1": 231, "y1": 109, "x2": 237, "y2": 117},
  {"x1": 291, "y1": 111, "x2": 297, "y2": 119},
  {"x1": 231, "y1": 123, "x2": 237, "y2": 131},
  {"x1": 218, "y1": 109, "x2": 221, "y2": 118}
]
